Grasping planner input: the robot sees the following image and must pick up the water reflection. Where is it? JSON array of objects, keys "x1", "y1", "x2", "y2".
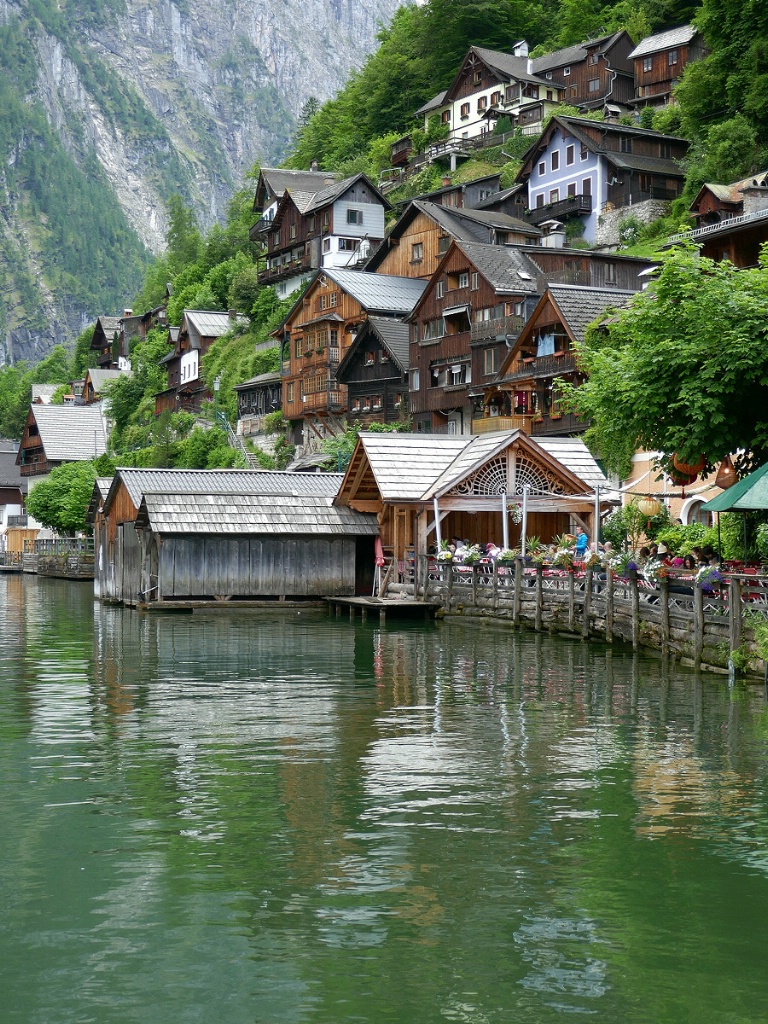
[{"x1": 3, "y1": 576, "x2": 768, "y2": 1023}]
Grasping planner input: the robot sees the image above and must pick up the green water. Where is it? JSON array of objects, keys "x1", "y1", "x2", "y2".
[{"x1": 3, "y1": 574, "x2": 768, "y2": 1023}]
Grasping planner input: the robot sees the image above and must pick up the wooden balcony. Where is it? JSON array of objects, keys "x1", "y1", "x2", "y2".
[
  {"x1": 301, "y1": 389, "x2": 344, "y2": 413},
  {"x1": 526, "y1": 194, "x2": 592, "y2": 226},
  {"x1": 506, "y1": 351, "x2": 577, "y2": 380},
  {"x1": 470, "y1": 315, "x2": 525, "y2": 344},
  {"x1": 258, "y1": 252, "x2": 314, "y2": 285},
  {"x1": 472, "y1": 414, "x2": 533, "y2": 435}
]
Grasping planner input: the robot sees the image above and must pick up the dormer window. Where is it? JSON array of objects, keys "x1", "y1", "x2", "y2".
[
  {"x1": 589, "y1": 52, "x2": 599, "y2": 65},
  {"x1": 563, "y1": 66, "x2": 571, "y2": 76}
]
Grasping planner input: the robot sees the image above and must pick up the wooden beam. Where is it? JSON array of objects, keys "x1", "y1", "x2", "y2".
[{"x1": 349, "y1": 499, "x2": 383, "y2": 513}]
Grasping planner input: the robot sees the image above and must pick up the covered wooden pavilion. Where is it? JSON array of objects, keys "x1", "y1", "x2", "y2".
[{"x1": 335, "y1": 430, "x2": 611, "y2": 561}]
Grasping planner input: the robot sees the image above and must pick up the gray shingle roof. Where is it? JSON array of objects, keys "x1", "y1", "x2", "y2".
[
  {"x1": 348, "y1": 431, "x2": 606, "y2": 501},
  {"x1": 27, "y1": 405, "x2": 108, "y2": 463},
  {"x1": 549, "y1": 284, "x2": 635, "y2": 341},
  {"x1": 532, "y1": 32, "x2": 624, "y2": 73},
  {"x1": 0, "y1": 442, "x2": 24, "y2": 491},
  {"x1": 324, "y1": 270, "x2": 427, "y2": 314},
  {"x1": 233, "y1": 371, "x2": 282, "y2": 391},
  {"x1": 367, "y1": 316, "x2": 410, "y2": 370},
  {"x1": 135, "y1": 492, "x2": 377, "y2": 536},
  {"x1": 86, "y1": 367, "x2": 131, "y2": 392},
  {"x1": 110, "y1": 467, "x2": 343, "y2": 511},
  {"x1": 258, "y1": 168, "x2": 338, "y2": 205},
  {"x1": 471, "y1": 46, "x2": 554, "y2": 87},
  {"x1": 94, "y1": 315, "x2": 122, "y2": 334},
  {"x1": 182, "y1": 310, "x2": 245, "y2": 338},
  {"x1": 629, "y1": 24, "x2": 698, "y2": 59},
  {"x1": 417, "y1": 201, "x2": 542, "y2": 241},
  {"x1": 605, "y1": 152, "x2": 686, "y2": 176},
  {"x1": 414, "y1": 90, "x2": 447, "y2": 116},
  {"x1": 303, "y1": 173, "x2": 387, "y2": 214},
  {"x1": 451, "y1": 242, "x2": 542, "y2": 294}
]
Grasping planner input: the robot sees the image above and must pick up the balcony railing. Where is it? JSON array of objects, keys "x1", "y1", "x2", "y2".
[
  {"x1": 472, "y1": 414, "x2": 533, "y2": 435},
  {"x1": 7, "y1": 515, "x2": 28, "y2": 527},
  {"x1": 506, "y1": 351, "x2": 578, "y2": 380},
  {"x1": 249, "y1": 215, "x2": 274, "y2": 240},
  {"x1": 526, "y1": 194, "x2": 592, "y2": 226},
  {"x1": 301, "y1": 389, "x2": 344, "y2": 413},
  {"x1": 258, "y1": 253, "x2": 314, "y2": 283},
  {"x1": 470, "y1": 314, "x2": 525, "y2": 343}
]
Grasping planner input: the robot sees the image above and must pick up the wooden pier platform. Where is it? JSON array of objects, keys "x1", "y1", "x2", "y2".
[{"x1": 327, "y1": 596, "x2": 442, "y2": 624}]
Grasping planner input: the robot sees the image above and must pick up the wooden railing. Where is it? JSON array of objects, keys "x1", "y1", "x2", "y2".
[
  {"x1": 384, "y1": 558, "x2": 768, "y2": 675},
  {"x1": 470, "y1": 314, "x2": 525, "y2": 343},
  {"x1": 472, "y1": 414, "x2": 533, "y2": 434}
]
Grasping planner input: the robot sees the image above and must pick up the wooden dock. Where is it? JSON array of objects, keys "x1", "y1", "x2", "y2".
[{"x1": 327, "y1": 596, "x2": 442, "y2": 624}]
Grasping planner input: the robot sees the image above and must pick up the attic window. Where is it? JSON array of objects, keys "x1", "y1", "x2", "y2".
[
  {"x1": 589, "y1": 52, "x2": 599, "y2": 65},
  {"x1": 563, "y1": 66, "x2": 571, "y2": 76},
  {"x1": 668, "y1": 49, "x2": 678, "y2": 65},
  {"x1": 364, "y1": 351, "x2": 375, "y2": 366},
  {"x1": 474, "y1": 70, "x2": 483, "y2": 84},
  {"x1": 546, "y1": 72, "x2": 552, "y2": 80}
]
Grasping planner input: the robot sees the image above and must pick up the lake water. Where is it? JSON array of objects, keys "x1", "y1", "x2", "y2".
[{"x1": 3, "y1": 574, "x2": 768, "y2": 1023}]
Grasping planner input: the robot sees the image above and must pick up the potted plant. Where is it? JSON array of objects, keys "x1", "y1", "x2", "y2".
[
  {"x1": 461, "y1": 544, "x2": 484, "y2": 565},
  {"x1": 437, "y1": 540, "x2": 453, "y2": 562}
]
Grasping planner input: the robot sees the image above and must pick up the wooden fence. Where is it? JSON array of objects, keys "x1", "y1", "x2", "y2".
[{"x1": 385, "y1": 557, "x2": 768, "y2": 676}]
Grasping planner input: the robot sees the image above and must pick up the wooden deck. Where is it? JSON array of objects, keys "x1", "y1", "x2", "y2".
[{"x1": 327, "y1": 596, "x2": 442, "y2": 623}]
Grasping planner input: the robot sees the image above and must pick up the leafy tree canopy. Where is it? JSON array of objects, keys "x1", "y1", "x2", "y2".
[
  {"x1": 563, "y1": 245, "x2": 768, "y2": 479},
  {"x1": 26, "y1": 460, "x2": 98, "y2": 534}
]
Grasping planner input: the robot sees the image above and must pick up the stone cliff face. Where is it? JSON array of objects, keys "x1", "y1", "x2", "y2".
[{"x1": 0, "y1": 0, "x2": 400, "y2": 364}]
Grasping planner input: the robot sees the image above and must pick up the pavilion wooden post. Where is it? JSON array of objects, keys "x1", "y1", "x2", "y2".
[
  {"x1": 534, "y1": 564, "x2": 543, "y2": 631},
  {"x1": 513, "y1": 556, "x2": 522, "y2": 624},
  {"x1": 492, "y1": 560, "x2": 499, "y2": 611},
  {"x1": 693, "y1": 581, "x2": 705, "y2": 668},
  {"x1": 568, "y1": 571, "x2": 575, "y2": 631},
  {"x1": 502, "y1": 493, "x2": 509, "y2": 550},
  {"x1": 520, "y1": 486, "x2": 529, "y2": 557},
  {"x1": 593, "y1": 484, "x2": 600, "y2": 552},
  {"x1": 582, "y1": 567, "x2": 593, "y2": 639},
  {"x1": 433, "y1": 497, "x2": 442, "y2": 550}
]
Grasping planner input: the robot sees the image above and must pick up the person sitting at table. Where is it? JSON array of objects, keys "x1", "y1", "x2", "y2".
[{"x1": 485, "y1": 542, "x2": 501, "y2": 560}]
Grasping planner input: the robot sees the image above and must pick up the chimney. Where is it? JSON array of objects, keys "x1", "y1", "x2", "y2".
[
  {"x1": 310, "y1": 159, "x2": 319, "y2": 171},
  {"x1": 123, "y1": 308, "x2": 133, "y2": 318},
  {"x1": 513, "y1": 40, "x2": 529, "y2": 58},
  {"x1": 442, "y1": 175, "x2": 451, "y2": 187},
  {"x1": 228, "y1": 308, "x2": 238, "y2": 322}
]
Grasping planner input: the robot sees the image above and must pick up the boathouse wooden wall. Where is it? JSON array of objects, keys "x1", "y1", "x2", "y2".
[{"x1": 154, "y1": 534, "x2": 360, "y2": 600}]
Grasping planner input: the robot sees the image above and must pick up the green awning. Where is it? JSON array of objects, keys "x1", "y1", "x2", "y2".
[{"x1": 701, "y1": 461, "x2": 768, "y2": 512}]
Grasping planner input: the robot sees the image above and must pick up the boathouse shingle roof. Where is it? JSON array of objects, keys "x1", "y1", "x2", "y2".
[{"x1": 136, "y1": 492, "x2": 378, "y2": 535}]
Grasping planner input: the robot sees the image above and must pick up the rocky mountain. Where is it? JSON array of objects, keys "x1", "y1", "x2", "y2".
[{"x1": 0, "y1": 0, "x2": 401, "y2": 365}]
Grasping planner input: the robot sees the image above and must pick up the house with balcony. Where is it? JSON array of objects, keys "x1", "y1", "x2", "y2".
[
  {"x1": 234, "y1": 371, "x2": 283, "y2": 439},
  {"x1": 90, "y1": 315, "x2": 125, "y2": 369},
  {"x1": 154, "y1": 310, "x2": 246, "y2": 417},
  {"x1": 517, "y1": 115, "x2": 689, "y2": 244},
  {"x1": 415, "y1": 44, "x2": 564, "y2": 152},
  {"x1": 335, "y1": 316, "x2": 410, "y2": 428},
  {"x1": 277, "y1": 269, "x2": 426, "y2": 449},
  {"x1": 0, "y1": 439, "x2": 27, "y2": 548},
  {"x1": 484, "y1": 284, "x2": 635, "y2": 437},
  {"x1": 628, "y1": 24, "x2": 707, "y2": 108},
  {"x1": 670, "y1": 170, "x2": 768, "y2": 266},
  {"x1": 531, "y1": 31, "x2": 635, "y2": 111},
  {"x1": 250, "y1": 166, "x2": 338, "y2": 239},
  {"x1": 366, "y1": 198, "x2": 542, "y2": 279},
  {"x1": 254, "y1": 172, "x2": 389, "y2": 299},
  {"x1": 407, "y1": 241, "x2": 542, "y2": 436},
  {"x1": 16, "y1": 404, "x2": 107, "y2": 480}
]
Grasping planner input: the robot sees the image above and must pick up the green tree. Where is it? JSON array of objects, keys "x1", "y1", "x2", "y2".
[
  {"x1": 562, "y1": 245, "x2": 768, "y2": 479},
  {"x1": 165, "y1": 194, "x2": 202, "y2": 275},
  {"x1": 26, "y1": 461, "x2": 97, "y2": 534}
]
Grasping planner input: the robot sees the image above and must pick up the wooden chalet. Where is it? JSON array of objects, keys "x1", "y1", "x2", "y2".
[
  {"x1": 255, "y1": 172, "x2": 389, "y2": 298},
  {"x1": 407, "y1": 240, "x2": 541, "y2": 435},
  {"x1": 94, "y1": 468, "x2": 344, "y2": 605},
  {"x1": 0, "y1": 439, "x2": 27, "y2": 546},
  {"x1": 234, "y1": 370, "x2": 282, "y2": 437},
  {"x1": 277, "y1": 269, "x2": 426, "y2": 446},
  {"x1": 415, "y1": 44, "x2": 564, "y2": 147},
  {"x1": 531, "y1": 31, "x2": 635, "y2": 111},
  {"x1": 250, "y1": 167, "x2": 337, "y2": 237},
  {"x1": 399, "y1": 173, "x2": 503, "y2": 211},
  {"x1": 90, "y1": 315, "x2": 124, "y2": 369},
  {"x1": 80, "y1": 367, "x2": 130, "y2": 406},
  {"x1": 676, "y1": 171, "x2": 768, "y2": 266},
  {"x1": 335, "y1": 316, "x2": 409, "y2": 427},
  {"x1": 16, "y1": 404, "x2": 107, "y2": 478},
  {"x1": 486, "y1": 284, "x2": 634, "y2": 437},
  {"x1": 335, "y1": 430, "x2": 609, "y2": 563},
  {"x1": 366, "y1": 199, "x2": 541, "y2": 280},
  {"x1": 517, "y1": 115, "x2": 689, "y2": 243},
  {"x1": 154, "y1": 309, "x2": 245, "y2": 416},
  {"x1": 628, "y1": 24, "x2": 707, "y2": 108}
]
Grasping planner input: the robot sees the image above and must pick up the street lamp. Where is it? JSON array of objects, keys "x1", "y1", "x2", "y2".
[{"x1": 213, "y1": 374, "x2": 221, "y2": 423}]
